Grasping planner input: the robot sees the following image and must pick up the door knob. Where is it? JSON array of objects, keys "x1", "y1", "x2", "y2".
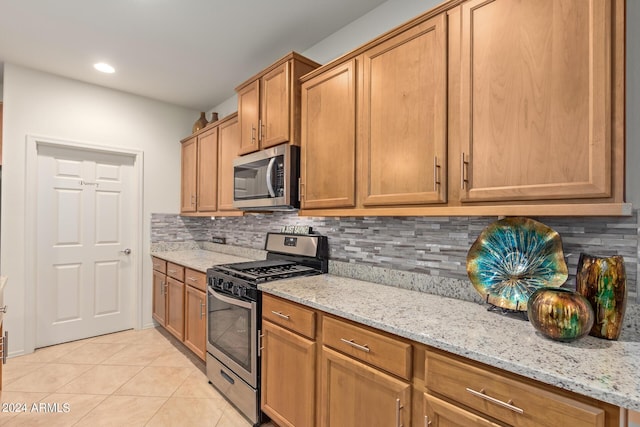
[{"x1": 120, "y1": 248, "x2": 132, "y2": 255}]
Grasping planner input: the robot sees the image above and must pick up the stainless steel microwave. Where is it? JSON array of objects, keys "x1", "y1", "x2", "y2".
[{"x1": 232, "y1": 143, "x2": 300, "y2": 211}]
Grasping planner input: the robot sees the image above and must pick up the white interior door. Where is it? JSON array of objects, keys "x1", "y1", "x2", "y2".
[{"x1": 36, "y1": 144, "x2": 136, "y2": 347}]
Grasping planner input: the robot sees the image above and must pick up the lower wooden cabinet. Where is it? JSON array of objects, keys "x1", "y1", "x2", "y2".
[
  {"x1": 184, "y1": 285, "x2": 206, "y2": 359},
  {"x1": 165, "y1": 277, "x2": 184, "y2": 341},
  {"x1": 261, "y1": 320, "x2": 316, "y2": 427},
  {"x1": 424, "y1": 393, "x2": 502, "y2": 427},
  {"x1": 152, "y1": 257, "x2": 207, "y2": 361},
  {"x1": 261, "y1": 295, "x2": 620, "y2": 427},
  {"x1": 320, "y1": 347, "x2": 411, "y2": 427},
  {"x1": 152, "y1": 270, "x2": 167, "y2": 325},
  {"x1": 425, "y1": 349, "x2": 610, "y2": 427}
]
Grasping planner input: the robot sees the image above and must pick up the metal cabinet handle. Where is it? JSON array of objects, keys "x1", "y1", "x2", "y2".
[
  {"x1": 259, "y1": 119, "x2": 264, "y2": 142},
  {"x1": 160, "y1": 281, "x2": 165, "y2": 295},
  {"x1": 200, "y1": 300, "x2": 205, "y2": 319},
  {"x1": 461, "y1": 152, "x2": 469, "y2": 189},
  {"x1": 340, "y1": 338, "x2": 370, "y2": 353},
  {"x1": 395, "y1": 398, "x2": 404, "y2": 427},
  {"x1": 466, "y1": 387, "x2": 524, "y2": 414},
  {"x1": 251, "y1": 125, "x2": 256, "y2": 143},
  {"x1": 433, "y1": 156, "x2": 441, "y2": 190},
  {"x1": 258, "y1": 330, "x2": 263, "y2": 357},
  {"x1": 424, "y1": 415, "x2": 431, "y2": 426},
  {"x1": 1, "y1": 330, "x2": 8, "y2": 364},
  {"x1": 271, "y1": 310, "x2": 290, "y2": 320},
  {"x1": 0, "y1": 305, "x2": 7, "y2": 313}
]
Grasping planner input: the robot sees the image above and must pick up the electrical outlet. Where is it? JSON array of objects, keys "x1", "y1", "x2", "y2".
[{"x1": 212, "y1": 236, "x2": 226, "y2": 244}]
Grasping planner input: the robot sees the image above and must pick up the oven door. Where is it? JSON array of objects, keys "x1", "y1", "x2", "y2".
[{"x1": 207, "y1": 286, "x2": 258, "y2": 388}]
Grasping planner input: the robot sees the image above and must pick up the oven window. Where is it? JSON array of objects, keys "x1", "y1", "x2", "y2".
[{"x1": 208, "y1": 292, "x2": 252, "y2": 372}]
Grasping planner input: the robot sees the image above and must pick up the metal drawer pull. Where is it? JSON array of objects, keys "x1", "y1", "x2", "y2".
[
  {"x1": 271, "y1": 310, "x2": 290, "y2": 320},
  {"x1": 465, "y1": 387, "x2": 524, "y2": 414},
  {"x1": 187, "y1": 277, "x2": 198, "y2": 282},
  {"x1": 168, "y1": 269, "x2": 177, "y2": 274},
  {"x1": 395, "y1": 398, "x2": 404, "y2": 427},
  {"x1": 340, "y1": 338, "x2": 370, "y2": 353}
]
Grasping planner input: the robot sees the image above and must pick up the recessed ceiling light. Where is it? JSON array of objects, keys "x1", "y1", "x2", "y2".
[{"x1": 94, "y1": 62, "x2": 115, "y2": 73}]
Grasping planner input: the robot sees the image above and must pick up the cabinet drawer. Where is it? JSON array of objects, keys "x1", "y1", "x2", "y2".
[
  {"x1": 166, "y1": 263, "x2": 185, "y2": 282},
  {"x1": 263, "y1": 294, "x2": 316, "y2": 340},
  {"x1": 152, "y1": 257, "x2": 166, "y2": 274},
  {"x1": 322, "y1": 316, "x2": 411, "y2": 381},
  {"x1": 184, "y1": 268, "x2": 207, "y2": 292},
  {"x1": 425, "y1": 350, "x2": 605, "y2": 427}
]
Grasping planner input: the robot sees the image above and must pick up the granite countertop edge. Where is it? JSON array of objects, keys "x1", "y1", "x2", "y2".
[
  {"x1": 259, "y1": 274, "x2": 640, "y2": 412},
  {"x1": 150, "y1": 249, "x2": 257, "y2": 272}
]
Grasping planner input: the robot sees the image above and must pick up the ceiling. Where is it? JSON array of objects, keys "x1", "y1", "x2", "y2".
[{"x1": 0, "y1": 0, "x2": 388, "y2": 111}]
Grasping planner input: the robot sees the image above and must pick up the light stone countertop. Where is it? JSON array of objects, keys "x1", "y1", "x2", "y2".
[
  {"x1": 150, "y1": 250, "x2": 255, "y2": 272},
  {"x1": 259, "y1": 274, "x2": 640, "y2": 411}
]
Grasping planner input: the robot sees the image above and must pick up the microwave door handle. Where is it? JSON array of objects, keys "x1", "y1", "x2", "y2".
[{"x1": 265, "y1": 157, "x2": 277, "y2": 198}]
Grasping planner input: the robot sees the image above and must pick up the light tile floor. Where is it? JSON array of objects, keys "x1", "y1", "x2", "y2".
[{"x1": 0, "y1": 327, "x2": 270, "y2": 427}]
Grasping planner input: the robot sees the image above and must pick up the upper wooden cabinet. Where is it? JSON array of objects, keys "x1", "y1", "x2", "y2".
[
  {"x1": 236, "y1": 52, "x2": 320, "y2": 155},
  {"x1": 359, "y1": 13, "x2": 447, "y2": 207},
  {"x1": 217, "y1": 114, "x2": 241, "y2": 211},
  {"x1": 455, "y1": 0, "x2": 618, "y2": 204},
  {"x1": 299, "y1": 0, "x2": 627, "y2": 217},
  {"x1": 180, "y1": 113, "x2": 243, "y2": 216},
  {"x1": 301, "y1": 60, "x2": 357, "y2": 209}
]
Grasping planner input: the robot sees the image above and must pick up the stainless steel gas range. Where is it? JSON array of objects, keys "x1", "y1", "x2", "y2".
[{"x1": 205, "y1": 233, "x2": 328, "y2": 426}]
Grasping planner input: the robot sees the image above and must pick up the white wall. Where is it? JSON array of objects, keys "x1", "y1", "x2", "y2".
[{"x1": 1, "y1": 64, "x2": 196, "y2": 355}]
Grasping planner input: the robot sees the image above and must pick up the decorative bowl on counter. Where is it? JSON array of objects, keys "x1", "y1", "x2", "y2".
[
  {"x1": 467, "y1": 217, "x2": 568, "y2": 311},
  {"x1": 527, "y1": 287, "x2": 595, "y2": 342}
]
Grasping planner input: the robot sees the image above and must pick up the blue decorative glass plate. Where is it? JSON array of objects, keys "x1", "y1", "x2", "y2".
[{"x1": 467, "y1": 217, "x2": 568, "y2": 311}]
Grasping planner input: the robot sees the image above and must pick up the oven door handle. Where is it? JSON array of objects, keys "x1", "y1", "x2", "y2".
[
  {"x1": 265, "y1": 157, "x2": 277, "y2": 198},
  {"x1": 208, "y1": 287, "x2": 253, "y2": 310}
]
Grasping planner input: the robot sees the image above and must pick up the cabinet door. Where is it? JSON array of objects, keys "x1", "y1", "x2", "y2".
[
  {"x1": 261, "y1": 62, "x2": 291, "y2": 149},
  {"x1": 238, "y1": 80, "x2": 261, "y2": 155},
  {"x1": 261, "y1": 321, "x2": 316, "y2": 427},
  {"x1": 320, "y1": 347, "x2": 410, "y2": 427},
  {"x1": 165, "y1": 277, "x2": 184, "y2": 341},
  {"x1": 458, "y1": 0, "x2": 612, "y2": 202},
  {"x1": 152, "y1": 270, "x2": 166, "y2": 326},
  {"x1": 424, "y1": 393, "x2": 502, "y2": 427},
  {"x1": 218, "y1": 115, "x2": 241, "y2": 211},
  {"x1": 180, "y1": 137, "x2": 198, "y2": 213},
  {"x1": 184, "y1": 286, "x2": 206, "y2": 360},
  {"x1": 196, "y1": 127, "x2": 218, "y2": 212},
  {"x1": 360, "y1": 13, "x2": 447, "y2": 206},
  {"x1": 301, "y1": 60, "x2": 357, "y2": 209}
]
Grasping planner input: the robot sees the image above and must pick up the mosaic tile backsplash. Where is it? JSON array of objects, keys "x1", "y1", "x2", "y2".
[{"x1": 151, "y1": 211, "x2": 639, "y2": 304}]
